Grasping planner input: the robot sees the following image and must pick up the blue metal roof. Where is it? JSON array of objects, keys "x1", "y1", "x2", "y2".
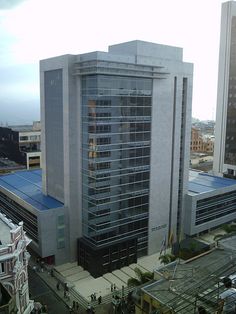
[
  {"x1": 0, "y1": 169, "x2": 63, "y2": 211},
  {"x1": 188, "y1": 171, "x2": 236, "y2": 195}
]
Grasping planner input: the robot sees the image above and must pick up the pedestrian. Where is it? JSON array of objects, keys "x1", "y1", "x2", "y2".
[
  {"x1": 76, "y1": 302, "x2": 79, "y2": 311},
  {"x1": 111, "y1": 283, "x2": 113, "y2": 292},
  {"x1": 41, "y1": 304, "x2": 48, "y2": 313},
  {"x1": 40, "y1": 260, "x2": 45, "y2": 272},
  {"x1": 72, "y1": 301, "x2": 76, "y2": 310},
  {"x1": 93, "y1": 293, "x2": 96, "y2": 301},
  {"x1": 86, "y1": 303, "x2": 91, "y2": 313},
  {"x1": 122, "y1": 285, "x2": 125, "y2": 297},
  {"x1": 90, "y1": 294, "x2": 94, "y2": 302},
  {"x1": 56, "y1": 281, "x2": 60, "y2": 291},
  {"x1": 114, "y1": 283, "x2": 116, "y2": 290},
  {"x1": 98, "y1": 295, "x2": 102, "y2": 304},
  {"x1": 218, "y1": 277, "x2": 236, "y2": 313},
  {"x1": 69, "y1": 306, "x2": 73, "y2": 313}
]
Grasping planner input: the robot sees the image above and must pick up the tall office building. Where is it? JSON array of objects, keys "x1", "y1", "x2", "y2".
[
  {"x1": 214, "y1": 1, "x2": 236, "y2": 177},
  {"x1": 40, "y1": 41, "x2": 193, "y2": 276}
]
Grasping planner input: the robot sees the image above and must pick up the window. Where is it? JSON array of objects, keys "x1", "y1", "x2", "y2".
[
  {"x1": 96, "y1": 125, "x2": 111, "y2": 133},
  {"x1": 96, "y1": 162, "x2": 111, "y2": 170},
  {"x1": 96, "y1": 173, "x2": 110, "y2": 182},
  {"x1": 0, "y1": 262, "x2": 5, "y2": 273},
  {"x1": 29, "y1": 136, "x2": 38, "y2": 141},
  {"x1": 96, "y1": 137, "x2": 111, "y2": 145},
  {"x1": 57, "y1": 239, "x2": 65, "y2": 249},
  {"x1": 96, "y1": 198, "x2": 110, "y2": 205},
  {"x1": 20, "y1": 136, "x2": 28, "y2": 141},
  {"x1": 58, "y1": 214, "x2": 64, "y2": 225},
  {"x1": 88, "y1": 125, "x2": 111, "y2": 133},
  {"x1": 97, "y1": 151, "x2": 111, "y2": 158}
]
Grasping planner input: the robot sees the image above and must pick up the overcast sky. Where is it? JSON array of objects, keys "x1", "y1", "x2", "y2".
[{"x1": 0, "y1": 0, "x2": 225, "y2": 124}]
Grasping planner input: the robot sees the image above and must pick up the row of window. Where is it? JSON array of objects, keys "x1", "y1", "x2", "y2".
[
  {"x1": 20, "y1": 135, "x2": 40, "y2": 141},
  {"x1": 88, "y1": 125, "x2": 111, "y2": 133},
  {"x1": 82, "y1": 75, "x2": 151, "y2": 245},
  {"x1": 88, "y1": 122, "x2": 151, "y2": 132},
  {"x1": 86, "y1": 194, "x2": 149, "y2": 209},
  {"x1": 0, "y1": 192, "x2": 38, "y2": 243}
]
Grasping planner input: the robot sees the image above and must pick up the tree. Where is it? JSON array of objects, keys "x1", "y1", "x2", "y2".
[
  {"x1": 222, "y1": 224, "x2": 236, "y2": 233},
  {"x1": 158, "y1": 253, "x2": 176, "y2": 265},
  {"x1": 127, "y1": 267, "x2": 154, "y2": 287}
]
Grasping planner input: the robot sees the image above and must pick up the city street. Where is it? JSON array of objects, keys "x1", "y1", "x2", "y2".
[{"x1": 28, "y1": 267, "x2": 70, "y2": 314}]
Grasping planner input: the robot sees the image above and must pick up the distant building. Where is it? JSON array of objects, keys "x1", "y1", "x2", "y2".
[
  {"x1": 191, "y1": 127, "x2": 203, "y2": 152},
  {"x1": 0, "y1": 158, "x2": 25, "y2": 175},
  {"x1": 40, "y1": 40, "x2": 193, "y2": 276},
  {"x1": 202, "y1": 134, "x2": 215, "y2": 154},
  {"x1": 190, "y1": 127, "x2": 214, "y2": 154},
  {"x1": 0, "y1": 212, "x2": 34, "y2": 314},
  {"x1": 214, "y1": 1, "x2": 236, "y2": 177},
  {"x1": 184, "y1": 170, "x2": 236, "y2": 236},
  {"x1": 0, "y1": 121, "x2": 41, "y2": 170}
]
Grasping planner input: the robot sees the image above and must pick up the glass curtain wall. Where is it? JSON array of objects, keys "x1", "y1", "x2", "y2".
[
  {"x1": 82, "y1": 74, "x2": 152, "y2": 257},
  {"x1": 225, "y1": 16, "x2": 236, "y2": 165}
]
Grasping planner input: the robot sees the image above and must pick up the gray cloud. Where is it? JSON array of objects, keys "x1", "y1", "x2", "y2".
[
  {"x1": 0, "y1": 62, "x2": 40, "y2": 124},
  {"x1": 0, "y1": 0, "x2": 27, "y2": 10}
]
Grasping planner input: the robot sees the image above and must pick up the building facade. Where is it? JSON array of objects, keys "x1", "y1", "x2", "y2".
[
  {"x1": 40, "y1": 40, "x2": 193, "y2": 276},
  {"x1": 0, "y1": 170, "x2": 67, "y2": 265},
  {"x1": 134, "y1": 248, "x2": 236, "y2": 314},
  {"x1": 0, "y1": 122, "x2": 41, "y2": 170},
  {"x1": 0, "y1": 213, "x2": 34, "y2": 314},
  {"x1": 185, "y1": 170, "x2": 236, "y2": 236},
  {"x1": 190, "y1": 127, "x2": 214, "y2": 154},
  {"x1": 214, "y1": 1, "x2": 236, "y2": 177}
]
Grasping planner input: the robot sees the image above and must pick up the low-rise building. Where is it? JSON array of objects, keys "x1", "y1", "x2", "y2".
[
  {"x1": 190, "y1": 127, "x2": 214, "y2": 154},
  {"x1": 0, "y1": 212, "x2": 34, "y2": 314},
  {"x1": 135, "y1": 245, "x2": 236, "y2": 314},
  {"x1": 0, "y1": 121, "x2": 41, "y2": 170},
  {"x1": 0, "y1": 158, "x2": 25, "y2": 175},
  {"x1": 184, "y1": 170, "x2": 236, "y2": 237},
  {"x1": 0, "y1": 170, "x2": 67, "y2": 265}
]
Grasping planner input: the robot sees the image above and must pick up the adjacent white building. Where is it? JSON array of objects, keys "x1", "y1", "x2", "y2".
[
  {"x1": 214, "y1": 1, "x2": 236, "y2": 177},
  {"x1": 185, "y1": 170, "x2": 236, "y2": 236},
  {"x1": 40, "y1": 40, "x2": 193, "y2": 276},
  {"x1": 0, "y1": 212, "x2": 34, "y2": 314}
]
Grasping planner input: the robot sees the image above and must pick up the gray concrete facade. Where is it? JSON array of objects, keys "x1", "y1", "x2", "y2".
[
  {"x1": 0, "y1": 171, "x2": 69, "y2": 265},
  {"x1": 185, "y1": 171, "x2": 236, "y2": 236},
  {"x1": 40, "y1": 40, "x2": 193, "y2": 268},
  {"x1": 214, "y1": 1, "x2": 236, "y2": 176},
  {"x1": 185, "y1": 186, "x2": 236, "y2": 236}
]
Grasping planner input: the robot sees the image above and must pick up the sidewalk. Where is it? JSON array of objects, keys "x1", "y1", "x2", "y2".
[{"x1": 29, "y1": 257, "x2": 113, "y2": 313}]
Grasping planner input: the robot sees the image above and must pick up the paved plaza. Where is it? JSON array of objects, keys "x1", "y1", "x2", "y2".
[
  {"x1": 29, "y1": 228, "x2": 225, "y2": 311},
  {"x1": 29, "y1": 250, "x2": 171, "y2": 312},
  {"x1": 54, "y1": 251, "x2": 166, "y2": 301}
]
